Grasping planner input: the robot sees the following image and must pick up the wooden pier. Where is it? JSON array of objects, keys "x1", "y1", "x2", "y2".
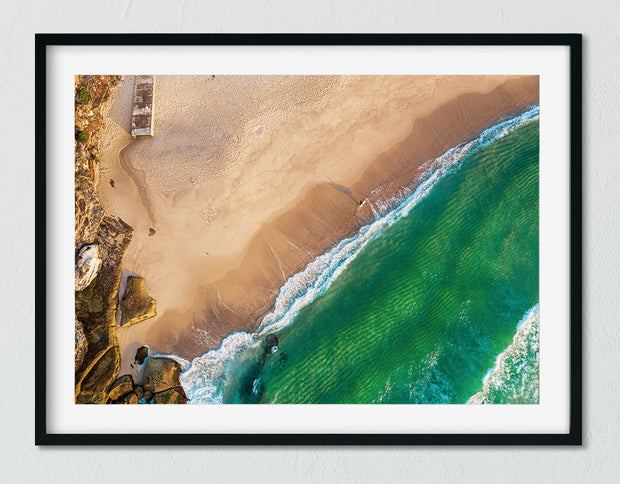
[{"x1": 131, "y1": 75, "x2": 154, "y2": 137}]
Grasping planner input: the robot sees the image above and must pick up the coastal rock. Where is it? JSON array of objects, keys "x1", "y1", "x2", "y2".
[
  {"x1": 75, "y1": 317, "x2": 88, "y2": 370},
  {"x1": 74, "y1": 216, "x2": 132, "y2": 403},
  {"x1": 75, "y1": 161, "x2": 104, "y2": 245},
  {"x1": 120, "y1": 276, "x2": 157, "y2": 327},
  {"x1": 134, "y1": 346, "x2": 149, "y2": 365},
  {"x1": 76, "y1": 345, "x2": 121, "y2": 404},
  {"x1": 152, "y1": 386, "x2": 188, "y2": 404},
  {"x1": 73, "y1": 75, "x2": 128, "y2": 405},
  {"x1": 133, "y1": 386, "x2": 144, "y2": 400},
  {"x1": 76, "y1": 392, "x2": 108, "y2": 405},
  {"x1": 123, "y1": 392, "x2": 139, "y2": 404},
  {"x1": 75, "y1": 244, "x2": 102, "y2": 291},
  {"x1": 108, "y1": 374, "x2": 134, "y2": 401},
  {"x1": 265, "y1": 334, "x2": 279, "y2": 354},
  {"x1": 143, "y1": 390, "x2": 153, "y2": 403},
  {"x1": 143, "y1": 357, "x2": 181, "y2": 394}
]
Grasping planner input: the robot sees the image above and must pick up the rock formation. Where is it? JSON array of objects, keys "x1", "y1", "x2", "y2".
[
  {"x1": 265, "y1": 334, "x2": 279, "y2": 354},
  {"x1": 75, "y1": 317, "x2": 88, "y2": 369},
  {"x1": 74, "y1": 75, "x2": 133, "y2": 404},
  {"x1": 101, "y1": 357, "x2": 189, "y2": 404},
  {"x1": 75, "y1": 215, "x2": 132, "y2": 403},
  {"x1": 75, "y1": 244, "x2": 102, "y2": 291},
  {"x1": 108, "y1": 374, "x2": 134, "y2": 401},
  {"x1": 152, "y1": 386, "x2": 188, "y2": 404},
  {"x1": 107, "y1": 371, "x2": 185, "y2": 404},
  {"x1": 120, "y1": 276, "x2": 157, "y2": 327},
  {"x1": 123, "y1": 392, "x2": 139, "y2": 404},
  {"x1": 134, "y1": 346, "x2": 149, "y2": 365},
  {"x1": 143, "y1": 357, "x2": 182, "y2": 394}
]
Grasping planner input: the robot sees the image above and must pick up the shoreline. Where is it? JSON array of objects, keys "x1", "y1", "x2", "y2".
[
  {"x1": 96, "y1": 75, "x2": 539, "y2": 361},
  {"x1": 179, "y1": 105, "x2": 541, "y2": 403}
]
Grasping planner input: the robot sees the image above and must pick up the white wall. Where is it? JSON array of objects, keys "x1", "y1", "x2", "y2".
[{"x1": 1, "y1": 1, "x2": 618, "y2": 482}]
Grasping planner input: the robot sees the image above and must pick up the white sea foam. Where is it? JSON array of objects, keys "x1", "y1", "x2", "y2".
[
  {"x1": 467, "y1": 304, "x2": 540, "y2": 404},
  {"x1": 177, "y1": 105, "x2": 540, "y2": 404}
]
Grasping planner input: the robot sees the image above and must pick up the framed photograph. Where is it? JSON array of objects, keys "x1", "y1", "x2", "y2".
[{"x1": 35, "y1": 33, "x2": 582, "y2": 445}]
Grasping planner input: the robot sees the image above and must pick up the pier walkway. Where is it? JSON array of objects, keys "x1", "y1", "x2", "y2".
[{"x1": 131, "y1": 75, "x2": 154, "y2": 137}]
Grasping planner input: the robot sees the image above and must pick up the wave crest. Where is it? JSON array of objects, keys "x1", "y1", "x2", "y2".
[{"x1": 467, "y1": 304, "x2": 540, "y2": 405}]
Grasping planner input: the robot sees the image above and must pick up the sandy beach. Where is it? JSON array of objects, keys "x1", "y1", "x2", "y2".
[{"x1": 96, "y1": 75, "x2": 539, "y2": 363}]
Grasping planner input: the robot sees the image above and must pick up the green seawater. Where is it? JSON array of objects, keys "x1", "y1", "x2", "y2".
[{"x1": 230, "y1": 121, "x2": 539, "y2": 404}]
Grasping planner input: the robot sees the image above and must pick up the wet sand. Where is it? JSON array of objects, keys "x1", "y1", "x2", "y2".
[{"x1": 96, "y1": 75, "x2": 539, "y2": 362}]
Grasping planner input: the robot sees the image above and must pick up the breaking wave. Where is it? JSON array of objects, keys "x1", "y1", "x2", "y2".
[{"x1": 467, "y1": 304, "x2": 540, "y2": 404}]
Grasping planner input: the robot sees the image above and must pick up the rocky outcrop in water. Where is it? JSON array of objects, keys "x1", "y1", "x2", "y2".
[
  {"x1": 143, "y1": 357, "x2": 182, "y2": 394},
  {"x1": 265, "y1": 334, "x2": 279, "y2": 354},
  {"x1": 101, "y1": 357, "x2": 187, "y2": 404},
  {"x1": 120, "y1": 276, "x2": 157, "y2": 327},
  {"x1": 134, "y1": 346, "x2": 149, "y2": 365}
]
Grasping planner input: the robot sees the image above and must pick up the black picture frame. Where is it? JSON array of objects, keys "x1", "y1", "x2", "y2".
[{"x1": 35, "y1": 33, "x2": 582, "y2": 446}]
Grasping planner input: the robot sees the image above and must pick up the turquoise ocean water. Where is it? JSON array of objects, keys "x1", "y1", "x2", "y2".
[{"x1": 175, "y1": 107, "x2": 540, "y2": 405}]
